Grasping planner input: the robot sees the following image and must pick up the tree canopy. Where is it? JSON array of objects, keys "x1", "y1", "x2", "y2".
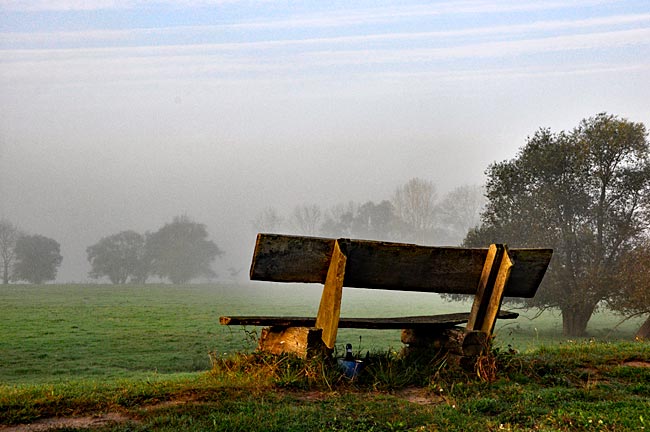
[
  {"x1": 12, "y1": 234, "x2": 63, "y2": 284},
  {"x1": 611, "y1": 241, "x2": 650, "y2": 340},
  {"x1": 465, "y1": 113, "x2": 650, "y2": 336},
  {"x1": 147, "y1": 216, "x2": 223, "y2": 284},
  {"x1": 87, "y1": 230, "x2": 149, "y2": 284}
]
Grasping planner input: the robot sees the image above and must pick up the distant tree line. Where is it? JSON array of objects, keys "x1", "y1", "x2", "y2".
[
  {"x1": 0, "y1": 219, "x2": 63, "y2": 284},
  {"x1": 87, "y1": 215, "x2": 223, "y2": 285},
  {"x1": 251, "y1": 181, "x2": 486, "y2": 246}
]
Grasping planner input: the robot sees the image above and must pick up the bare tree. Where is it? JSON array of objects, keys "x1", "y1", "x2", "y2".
[
  {"x1": 391, "y1": 178, "x2": 438, "y2": 242},
  {"x1": 438, "y1": 185, "x2": 486, "y2": 244},
  {"x1": 251, "y1": 207, "x2": 284, "y2": 233},
  {"x1": 0, "y1": 219, "x2": 19, "y2": 284},
  {"x1": 291, "y1": 204, "x2": 323, "y2": 236}
]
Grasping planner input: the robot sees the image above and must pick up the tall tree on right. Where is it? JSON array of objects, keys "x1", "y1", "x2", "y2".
[
  {"x1": 465, "y1": 113, "x2": 650, "y2": 337},
  {"x1": 611, "y1": 241, "x2": 650, "y2": 340}
]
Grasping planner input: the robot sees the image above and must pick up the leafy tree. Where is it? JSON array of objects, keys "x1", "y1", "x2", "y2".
[
  {"x1": 320, "y1": 200, "x2": 400, "y2": 241},
  {"x1": 147, "y1": 216, "x2": 223, "y2": 284},
  {"x1": 321, "y1": 202, "x2": 358, "y2": 238},
  {"x1": 610, "y1": 242, "x2": 650, "y2": 340},
  {"x1": 13, "y1": 234, "x2": 63, "y2": 284},
  {"x1": 350, "y1": 200, "x2": 400, "y2": 241},
  {"x1": 87, "y1": 230, "x2": 149, "y2": 284},
  {"x1": 0, "y1": 219, "x2": 19, "y2": 284},
  {"x1": 465, "y1": 113, "x2": 650, "y2": 336}
]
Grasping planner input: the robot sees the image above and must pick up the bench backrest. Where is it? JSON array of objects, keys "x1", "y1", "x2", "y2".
[{"x1": 250, "y1": 233, "x2": 552, "y2": 298}]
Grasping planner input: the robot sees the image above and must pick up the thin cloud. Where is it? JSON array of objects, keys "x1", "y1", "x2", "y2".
[
  {"x1": 3, "y1": 12, "x2": 649, "y2": 50},
  {"x1": 0, "y1": 0, "x2": 243, "y2": 11},
  {"x1": 2, "y1": 27, "x2": 649, "y2": 87},
  {"x1": 0, "y1": 0, "x2": 615, "y2": 16}
]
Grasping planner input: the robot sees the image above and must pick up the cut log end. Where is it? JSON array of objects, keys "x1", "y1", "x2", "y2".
[{"x1": 257, "y1": 326, "x2": 330, "y2": 358}]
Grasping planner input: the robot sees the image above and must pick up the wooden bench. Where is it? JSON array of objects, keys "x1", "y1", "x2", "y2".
[{"x1": 220, "y1": 233, "x2": 552, "y2": 358}]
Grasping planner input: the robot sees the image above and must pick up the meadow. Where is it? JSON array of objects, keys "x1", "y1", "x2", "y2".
[
  {"x1": 0, "y1": 283, "x2": 643, "y2": 385},
  {"x1": 1, "y1": 284, "x2": 648, "y2": 431}
]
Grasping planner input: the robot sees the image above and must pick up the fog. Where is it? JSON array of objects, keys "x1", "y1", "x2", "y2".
[{"x1": 1, "y1": 1, "x2": 649, "y2": 282}]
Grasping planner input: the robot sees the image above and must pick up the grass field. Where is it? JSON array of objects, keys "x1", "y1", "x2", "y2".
[
  {"x1": 1, "y1": 284, "x2": 648, "y2": 431},
  {"x1": 0, "y1": 283, "x2": 644, "y2": 385}
]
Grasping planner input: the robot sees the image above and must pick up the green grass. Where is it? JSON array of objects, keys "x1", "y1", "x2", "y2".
[
  {"x1": 0, "y1": 283, "x2": 644, "y2": 384},
  {"x1": 2, "y1": 343, "x2": 649, "y2": 431},
  {"x1": 1, "y1": 283, "x2": 648, "y2": 431}
]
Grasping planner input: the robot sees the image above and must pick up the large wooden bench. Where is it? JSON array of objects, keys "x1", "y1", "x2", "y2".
[{"x1": 220, "y1": 233, "x2": 552, "y2": 358}]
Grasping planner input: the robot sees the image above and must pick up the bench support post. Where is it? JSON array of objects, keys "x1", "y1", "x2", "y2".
[
  {"x1": 257, "y1": 326, "x2": 327, "y2": 358},
  {"x1": 467, "y1": 244, "x2": 513, "y2": 335},
  {"x1": 315, "y1": 239, "x2": 347, "y2": 349}
]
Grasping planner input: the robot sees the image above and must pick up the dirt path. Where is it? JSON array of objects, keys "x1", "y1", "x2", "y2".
[
  {"x1": 1, "y1": 387, "x2": 440, "y2": 431},
  {"x1": 0, "y1": 413, "x2": 131, "y2": 432}
]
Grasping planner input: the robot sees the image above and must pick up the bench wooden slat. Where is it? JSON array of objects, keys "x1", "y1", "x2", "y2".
[
  {"x1": 250, "y1": 234, "x2": 552, "y2": 298},
  {"x1": 220, "y1": 310, "x2": 518, "y2": 330}
]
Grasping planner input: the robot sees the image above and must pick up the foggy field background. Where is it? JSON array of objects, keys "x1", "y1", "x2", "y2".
[
  {"x1": 0, "y1": 283, "x2": 643, "y2": 385},
  {"x1": 2, "y1": 1, "x2": 649, "y2": 284}
]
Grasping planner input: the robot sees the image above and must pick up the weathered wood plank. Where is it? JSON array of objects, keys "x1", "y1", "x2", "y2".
[
  {"x1": 467, "y1": 244, "x2": 513, "y2": 333},
  {"x1": 249, "y1": 233, "x2": 551, "y2": 298},
  {"x1": 219, "y1": 310, "x2": 519, "y2": 330},
  {"x1": 315, "y1": 240, "x2": 347, "y2": 349},
  {"x1": 257, "y1": 326, "x2": 326, "y2": 358},
  {"x1": 249, "y1": 233, "x2": 334, "y2": 284}
]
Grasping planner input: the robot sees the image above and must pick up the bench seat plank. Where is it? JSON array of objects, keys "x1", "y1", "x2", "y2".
[
  {"x1": 220, "y1": 310, "x2": 518, "y2": 330},
  {"x1": 250, "y1": 234, "x2": 552, "y2": 298}
]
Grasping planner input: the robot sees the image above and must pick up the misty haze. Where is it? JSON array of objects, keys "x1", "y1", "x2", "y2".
[{"x1": 1, "y1": 1, "x2": 650, "y2": 430}]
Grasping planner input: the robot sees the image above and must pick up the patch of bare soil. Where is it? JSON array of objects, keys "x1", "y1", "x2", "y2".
[
  {"x1": 622, "y1": 361, "x2": 650, "y2": 368},
  {"x1": 394, "y1": 387, "x2": 444, "y2": 406},
  {"x1": 0, "y1": 413, "x2": 130, "y2": 432},
  {"x1": 0, "y1": 397, "x2": 203, "y2": 432},
  {"x1": 1, "y1": 393, "x2": 224, "y2": 432},
  {"x1": 0, "y1": 389, "x2": 444, "y2": 431},
  {"x1": 289, "y1": 390, "x2": 329, "y2": 402}
]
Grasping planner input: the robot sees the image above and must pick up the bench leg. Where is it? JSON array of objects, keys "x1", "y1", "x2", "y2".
[
  {"x1": 315, "y1": 240, "x2": 348, "y2": 349},
  {"x1": 467, "y1": 244, "x2": 513, "y2": 334},
  {"x1": 257, "y1": 326, "x2": 330, "y2": 358}
]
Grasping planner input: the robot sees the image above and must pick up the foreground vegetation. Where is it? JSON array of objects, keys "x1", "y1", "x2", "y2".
[
  {"x1": 1, "y1": 284, "x2": 648, "y2": 430},
  {"x1": 2, "y1": 342, "x2": 649, "y2": 431}
]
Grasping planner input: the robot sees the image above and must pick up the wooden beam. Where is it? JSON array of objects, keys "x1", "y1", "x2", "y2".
[
  {"x1": 249, "y1": 233, "x2": 551, "y2": 298},
  {"x1": 220, "y1": 310, "x2": 520, "y2": 329},
  {"x1": 315, "y1": 240, "x2": 347, "y2": 349},
  {"x1": 467, "y1": 244, "x2": 513, "y2": 334}
]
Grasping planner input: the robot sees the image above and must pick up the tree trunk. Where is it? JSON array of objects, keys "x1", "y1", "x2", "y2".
[
  {"x1": 561, "y1": 302, "x2": 597, "y2": 337},
  {"x1": 2, "y1": 263, "x2": 8, "y2": 284},
  {"x1": 635, "y1": 315, "x2": 650, "y2": 341}
]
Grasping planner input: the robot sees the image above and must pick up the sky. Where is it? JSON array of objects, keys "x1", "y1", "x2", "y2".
[{"x1": 1, "y1": 0, "x2": 649, "y2": 282}]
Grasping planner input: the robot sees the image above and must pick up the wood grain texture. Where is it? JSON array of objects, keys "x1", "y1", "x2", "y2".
[
  {"x1": 219, "y1": 310, "x2": 519, "y2": 329},
  {"x1": 257, "y1": 326, "x2": 324, "y2": 358},
  {"x1": 315, "y1": 240, "x2": 347, "y2": 349},
  {"x1": 467, "y1": 244, "x2": 513, "y2": 333},
  {"x1": 249, "y1": 233, "x2": 551, "y2": 298}
]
